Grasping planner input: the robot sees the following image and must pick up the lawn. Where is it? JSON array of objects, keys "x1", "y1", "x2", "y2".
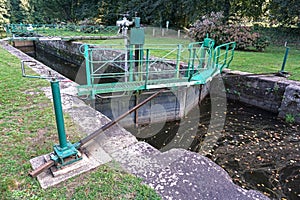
[
  {"x1": 231, "y1": 45, "x2": 300, "y2": 81},
  {"x1": 0, "y1": 46, "x2": 160, "y2": 199}
]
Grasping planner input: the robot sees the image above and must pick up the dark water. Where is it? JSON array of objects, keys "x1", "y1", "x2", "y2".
[
  {"x1": 126, "y1": 96, "x2": 300, "y2": 200},
  {"x1": 19, "y1": 46, "x2": 299, "y2": 200}
]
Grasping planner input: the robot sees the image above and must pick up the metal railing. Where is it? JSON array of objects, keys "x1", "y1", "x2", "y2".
[
  {"x1": 78, "y1": 39, "x2": 236, "y2": 96},
  {"x1": 4, "y1": 23, "x2": 119, "y2": 39}
]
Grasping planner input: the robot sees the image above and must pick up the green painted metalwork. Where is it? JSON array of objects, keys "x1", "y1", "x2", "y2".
[
  {"x1": 280, "y1": 46, "x2": 289, "y2": 73},
  {"x1": 49, "y1": 80, "x2": 82, "y2": 167},
  {"x1": 130, "y1": 28, "x2": 145, "y2": 45},
  {"x1": 51, "y1": 81, "x2": 68, "y2": 148},
  {"x1": 78, "y1": 38, "x2": 236, "y2": 96},
  {"x1": 20, "y1": 63, "x2": 82, "y2": 168}
]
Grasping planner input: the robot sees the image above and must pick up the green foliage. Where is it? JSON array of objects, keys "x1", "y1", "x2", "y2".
[
  {"x1": 268, "y1": 0, "x2": 300, "y2": 27},
  {"x1": 2, "y1": 0, "x2": 300, "y2": 28},
  {"x1": 0, "y1": 0, "x2": 10, "y2": 24},
  {"x1": 254, "y1": 26, "x2": 300, "y2": 47},
  {"x1": 188, "y1": 12, "x2": 270, "y2": 51},
  {"x1": 285, "y1": 114, "x2": 295, "y2": 124}
]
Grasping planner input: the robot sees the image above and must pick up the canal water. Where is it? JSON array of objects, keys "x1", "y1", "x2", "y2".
[
  {"x1": 126, "y1": 96, "x2": 300, "y2": 200},
  {"x1": 19, "y1": 45, "x2": 299, "y2": 200}
]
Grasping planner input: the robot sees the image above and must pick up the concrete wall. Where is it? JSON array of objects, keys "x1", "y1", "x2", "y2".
[
  {"x1": 90, "y1": 85, "x2": 202, "y2": 127},
  {"x1": 223, "y1": 69, "x2": 300, "y2": 123}
]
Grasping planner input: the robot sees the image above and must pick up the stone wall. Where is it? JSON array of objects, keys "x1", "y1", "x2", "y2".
[
  {"x1": 223, "y1": 69, "x2": 300, "y2": 124},
  {"x1": 278, "y1": 84, "x2": 300, "y2": 123},
  {"x1": 35, "y1": 40, "x2": 84, "y2": 65}
]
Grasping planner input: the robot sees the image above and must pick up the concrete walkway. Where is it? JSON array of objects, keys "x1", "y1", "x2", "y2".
[{"x1": 1, "y1": 42, "x2": 269, "y2": 200}]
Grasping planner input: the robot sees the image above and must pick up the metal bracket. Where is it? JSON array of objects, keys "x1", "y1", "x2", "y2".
[
  {"x1": 21, "y1": 60, "x2": 53, "y2": 79},
  {"x1": 50, "y1": 142, "x2": 82, "y2": 168}
]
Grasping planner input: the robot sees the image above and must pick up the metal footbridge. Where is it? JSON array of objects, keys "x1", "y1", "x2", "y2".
[{"x1": 78, "y1": 38, "x2": 236, "y2": 97}]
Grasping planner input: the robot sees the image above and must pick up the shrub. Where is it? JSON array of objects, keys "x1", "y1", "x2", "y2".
[{"x1": 188, "y1": 12, "x2": 269, "y2": 51}]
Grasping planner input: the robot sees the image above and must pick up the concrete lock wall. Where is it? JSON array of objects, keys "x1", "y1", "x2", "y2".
[
  {"x1": 223, "y1": 69, "x2": 300, "y2": 124},
  {"x1": 94, "y1": 86, "x2": 202, "y2": 127}
]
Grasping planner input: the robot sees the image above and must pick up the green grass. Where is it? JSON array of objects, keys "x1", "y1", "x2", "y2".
[
  {"x1": 0, "y1": 46, "x2": 161, "y2": 200},
  {"x1": 37, "y1": 29, "x2": 118, "y2": 37},
  {"x1": 230, "y1": 45, "x2": 300, "y2": 81}
]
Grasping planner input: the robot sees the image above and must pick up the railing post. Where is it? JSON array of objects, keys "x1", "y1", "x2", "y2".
[
  {"x1": 129, "y1": 45, "x2": 134, "y2": 82},
  {"x1": 84, "y1": 44, "x2": 92, "y2": 86},
  {"x1": 145, "y1": 49, "x2": 150, "y2": 88},
  {"x1": 176, "y1": 44, "x2": 182, "y2": 78},
  {"x1": 187, "y1": 45, "x2": 192, "y2": 77},
  {"x1": 215, "y1": 47, "x2": 221, "y2": 68}
]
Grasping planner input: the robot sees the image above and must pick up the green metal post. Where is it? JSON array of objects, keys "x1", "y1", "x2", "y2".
[
  {"x1": 139, "y1": 45, "x2": 144, "y2": 81},
  {"x1": 129, "y1": 45, "x2": 134, "y2": 81},
  {"x1": 176, "y1": 44, "x2": 182, "y2": 78},
  {"x1": 281, "y1": 47, "x2": 289, "y2": 72},
  {"x1": 145, "y1": 49, "x2": 150, "y2": 88},
  {"x1": 199, "y1": 46, "x2": 206, "y2": 69},
  {"x1": 187, "y1": 44, "x2": 192, "y2": 77},
  {"x1": 51, "y1": 80, "x2": 68, "y2": 149},
  {"x1": 84, "y1": 44, "x2": 92, "y2": 86}
]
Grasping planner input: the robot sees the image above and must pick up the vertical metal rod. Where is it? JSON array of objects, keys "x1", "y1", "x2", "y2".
[
  {"x1": 84, "y1": 44, "x2": 92, "y2": 86},
  {"x1": 51, "y1": 80, "x2": 68, "y2": 149},
  {"x1": 187, "y1": 45, "x2": 192, "y2": 77},
  {"x1": 124, "y1": 27, "x2": 128, "y2": 82},
  {"x1": 129, "y1": 45, "x2": 134, "y2": 82},
  {"x1": 200, "y1": 46, "x2": 206, "y2": 69},
  {"x1": 281, "y1": 47, "x2": 289, "y2": 72},
  {"x1": 135, "y1": 93, "x2": 139, "y2": 127},
  {"x1": 145, "y1": 49, "x2": 150, "y2": 87},
  {"x1": 139, "y1": 45, "x2": 144, "y2": 81},
  {"x1": 176, "y1": 44, "x2": 181, "y2": 78}
]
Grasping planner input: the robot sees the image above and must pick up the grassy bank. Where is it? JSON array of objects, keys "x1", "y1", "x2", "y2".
[
  {"x1": 230, "y1": 45, "x2": 300, "y2": 81},
  {"x1": 0, "y1": 46, "x2": 160, "y2": 199}
]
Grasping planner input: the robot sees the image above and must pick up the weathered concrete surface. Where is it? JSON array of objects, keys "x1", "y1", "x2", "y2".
[
  {"x1": 112, "y1": 142, "x2": 269, "y2": 200},
  {"x1": 278, "y1": 84, "x2": 300, "y2": 122},
  {"x1": 223, "y1": 69, "x2": 300, "y2": 123},
  {"x1": 1, "y1": 42, "x2": 269, "y2": 199}
]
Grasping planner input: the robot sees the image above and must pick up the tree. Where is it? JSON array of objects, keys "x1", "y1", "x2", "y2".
[
  {"x1": 268, "y1": 0, "x2": 300, "y2": 26},
  {"x1": 0, "y1": 0, "x2": 10, "y2": 25},
  {"x1": 9, "y1": 0, "x2": 24, "y2": 23}
]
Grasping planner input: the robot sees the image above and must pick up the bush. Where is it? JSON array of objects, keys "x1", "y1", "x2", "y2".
[{"x1": 188, "y1": 12, "x2": 269, "y2": 51}]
